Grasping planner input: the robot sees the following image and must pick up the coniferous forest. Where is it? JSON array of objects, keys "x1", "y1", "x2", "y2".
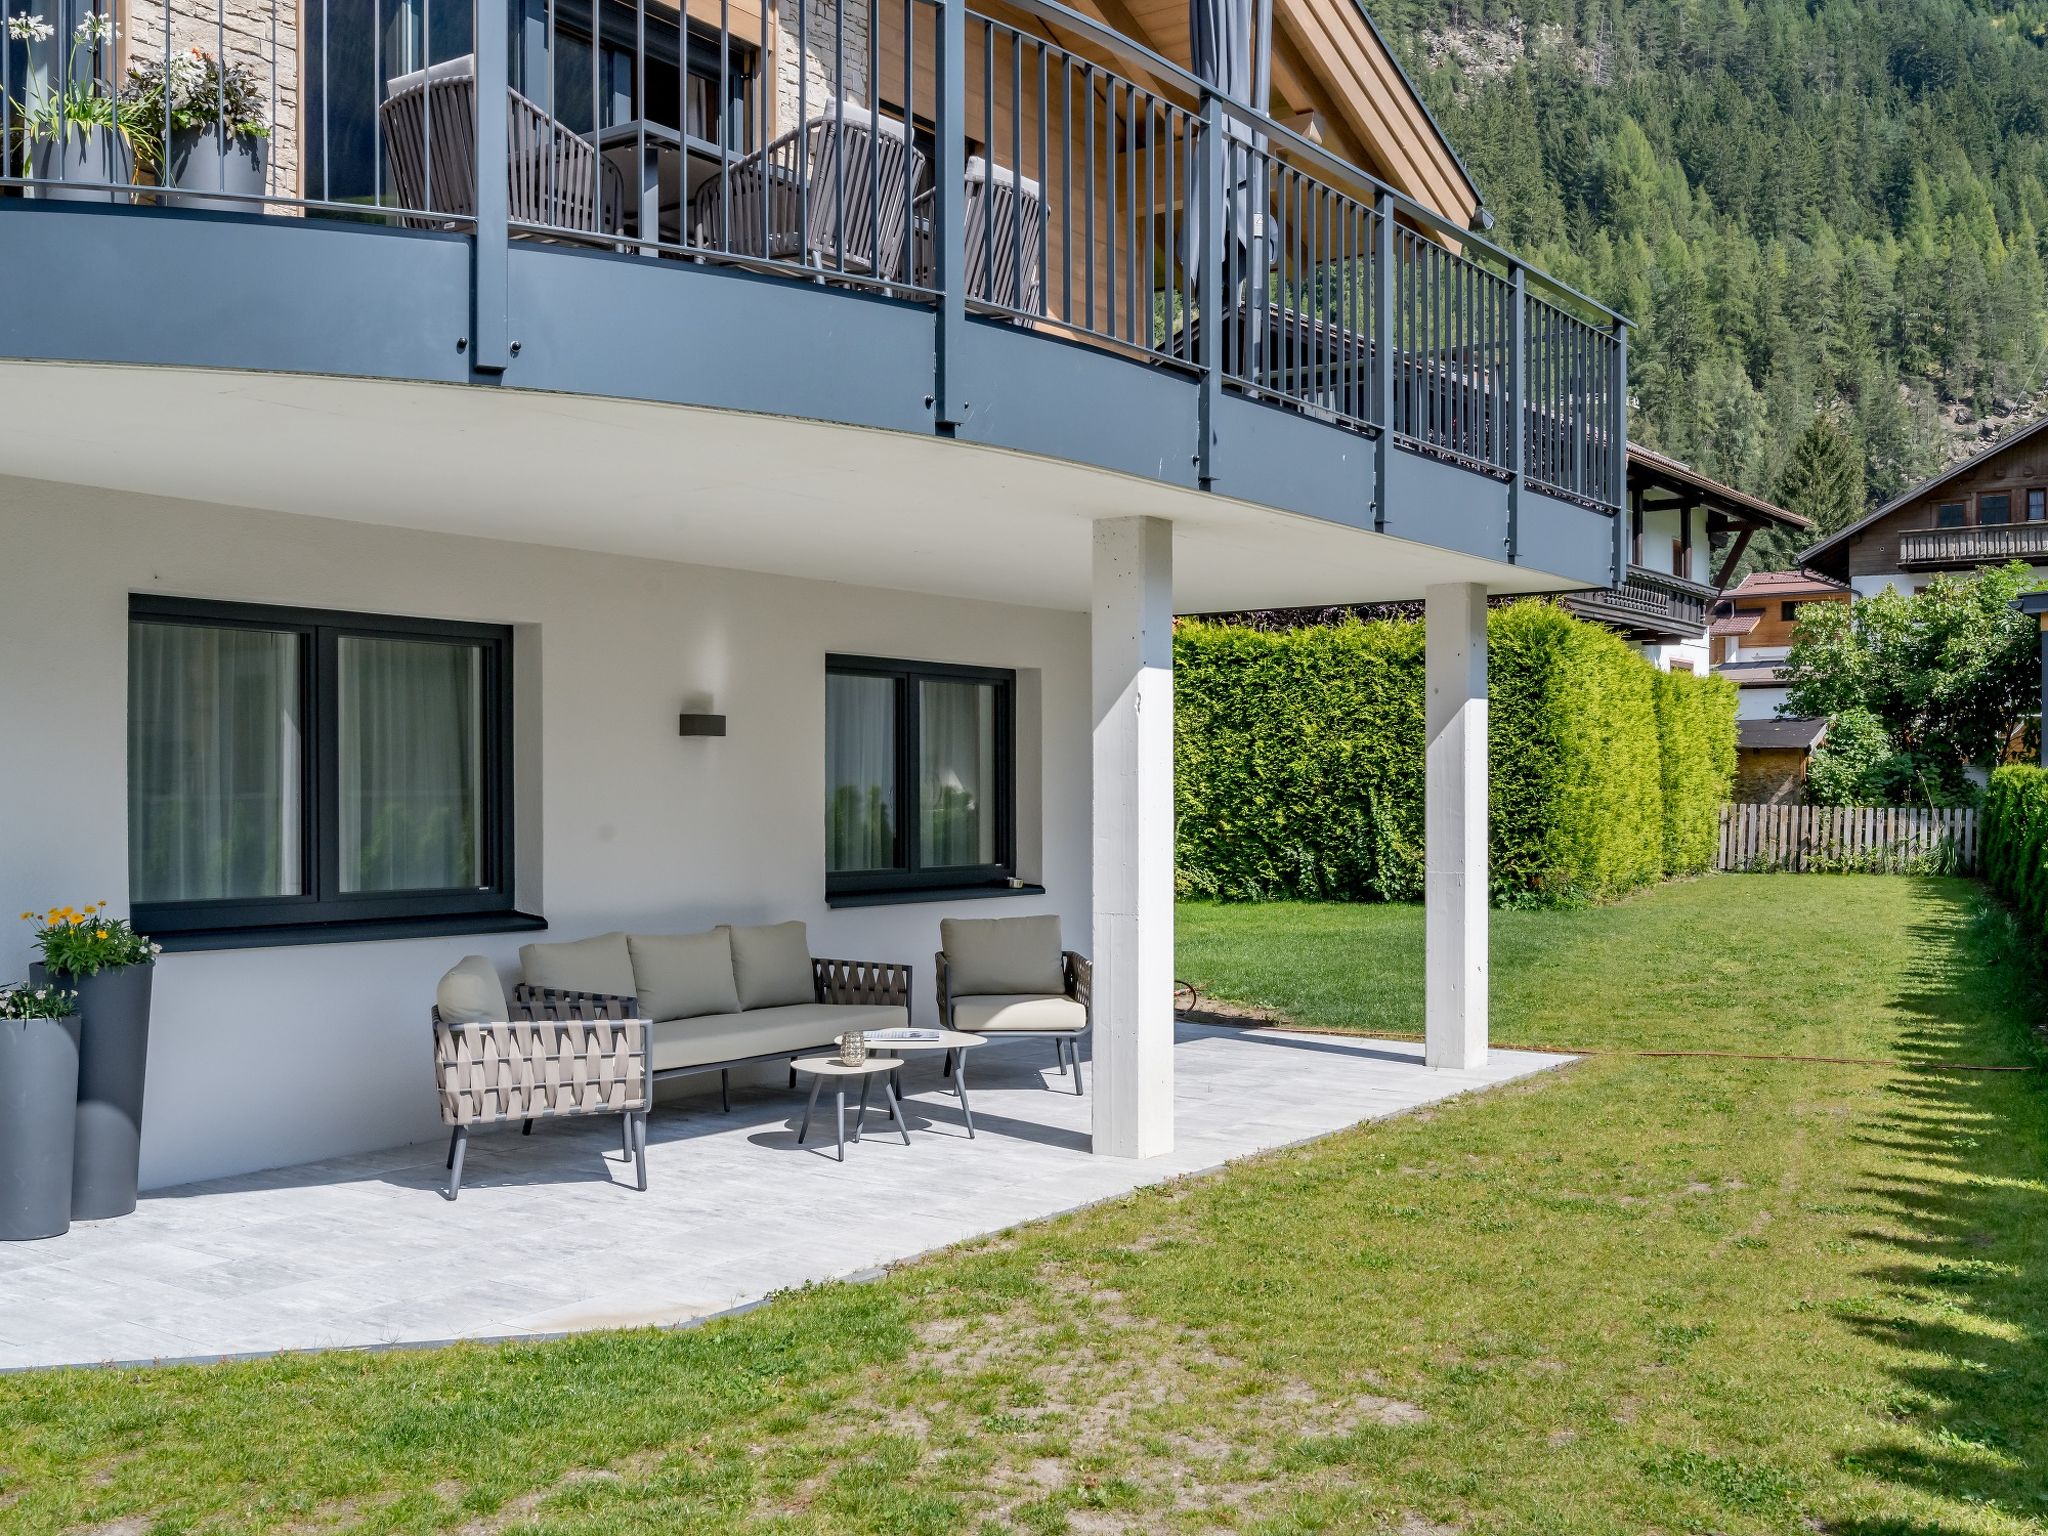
[{"x1": 1380, "y1": 0, "x2": 2048, "y2": 566}]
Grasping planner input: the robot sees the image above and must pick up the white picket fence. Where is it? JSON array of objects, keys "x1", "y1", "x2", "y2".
[{"x1": 1717, "y1": 802, "x2": 1979, "y2": 875}]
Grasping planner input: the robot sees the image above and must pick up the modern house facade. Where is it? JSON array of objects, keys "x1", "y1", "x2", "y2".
[
  {"x1": 0, "y1": 0, "x2": 1628, "y2": 1188},
  {"x1": 1558, "y1": 445, "x2": 1807, "y2": 675},
  {"x1": 1803, "y1": 417, "x2": 2048, "y2": 596}
]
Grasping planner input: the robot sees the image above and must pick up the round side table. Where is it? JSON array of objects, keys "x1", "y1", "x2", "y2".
[{"x1": 792, "y1": 1055, "x2": 912, "y2": 1160}]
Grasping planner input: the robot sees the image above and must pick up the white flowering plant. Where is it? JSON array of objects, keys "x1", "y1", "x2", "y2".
[
  {"x1": 0, "y1": 983, "x2": 77, "y2": 1021},
  {"x1": 4, "y1": 10, "x2": 146, "y2": 154}
]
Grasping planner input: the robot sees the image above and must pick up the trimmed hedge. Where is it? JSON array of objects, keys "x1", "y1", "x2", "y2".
[
  {"x1": 1984, "y1": 765, "x2": 2048, "y2": 944},
  {"x1": 1654, "y1": 666, "x2": 1740, "y2": 877},
  {"x1": 1175, "y1": 601, "x2": 1734, "y2": 906}
]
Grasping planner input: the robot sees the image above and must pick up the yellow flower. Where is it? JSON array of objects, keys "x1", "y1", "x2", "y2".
[
  {"x1": 18, "y1": 913, "x2": 31, "y2": 922},
  {"x1": 95, "y1": 929, "x2": 108, "y2": 939}
]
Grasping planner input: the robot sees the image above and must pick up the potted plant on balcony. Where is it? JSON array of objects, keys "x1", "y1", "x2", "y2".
[
  {"x1": 26, "y1": 903, "x2": 160, "y2": 1220},
  {"x1": 5, "y1": 10, "x2": 140, "y2": 202},
  {"x1": 0, "y1": 981, "x2": 80, "y2": 1241},
  {"x1": 126, "y1": 47, "x2": 269, "y2": 212}
]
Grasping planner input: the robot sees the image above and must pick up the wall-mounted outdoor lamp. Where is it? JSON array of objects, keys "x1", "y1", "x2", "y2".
[{"x1": 678, "y1": 713, "x2": 727, "y2": 737}]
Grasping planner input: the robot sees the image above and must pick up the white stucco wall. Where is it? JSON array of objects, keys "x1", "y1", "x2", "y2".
[
  {"x1": 1852, "y1": 573, "x2": 1908, "y2": 599},
  {"x1": 1643, "y1": 634, "x2": 1711, "y2": 674},
  {"x1": 0, "y1": 477, "x2": 1091, "y2": 1190},
  {"x1": 1636, "y1": 504, "x2": 1701, "y2": 583},
  {"x1": 1735, "y1": 685, "x2": 1791, "y2": 721}
]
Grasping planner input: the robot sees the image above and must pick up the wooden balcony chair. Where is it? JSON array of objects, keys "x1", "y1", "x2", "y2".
[
  {"x1": 688, "y1": 100, "x2": 927, "y2": 280},
  {"x1": 380, "y1": 54, "x2": 624, "y2": 236}
]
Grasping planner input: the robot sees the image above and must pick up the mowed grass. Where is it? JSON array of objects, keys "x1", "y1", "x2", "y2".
[{"x1": 4, "y1": 876, "x2": 2047, "y2": 1535}]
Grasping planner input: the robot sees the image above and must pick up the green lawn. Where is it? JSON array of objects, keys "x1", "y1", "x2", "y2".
[{"x1": 5, "y1": 876, "x2": 2047, "y2": 1534}]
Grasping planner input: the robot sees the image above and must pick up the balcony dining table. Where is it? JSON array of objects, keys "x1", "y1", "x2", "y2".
[{"x1": 597, "y1": 120, "x2": 735, "y2": 251}]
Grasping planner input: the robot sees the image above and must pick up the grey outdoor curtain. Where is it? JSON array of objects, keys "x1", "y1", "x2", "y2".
[
  {"x1": 826, "y1": 672, "x2": 897, "y2": 872},
  {"x1": 919, "y1": 679, "x2": 996, "y2": 868},
  {"x1": 128, "y1": 622, "x2": 304, "y2": 903},
  {"x1": 337, "y1": 635, "x2": 483, "y2": 893}
]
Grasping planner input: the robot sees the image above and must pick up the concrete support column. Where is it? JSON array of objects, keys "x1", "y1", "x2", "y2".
[
  {"x1": 1425, "y1": 581, "x2": 1488, "y2": 1069},
  {"x1": 1091, "y1": 516, "x2": 1175, "y2": 1158}
]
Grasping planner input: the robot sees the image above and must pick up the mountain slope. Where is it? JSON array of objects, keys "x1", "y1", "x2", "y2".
[{"x1": 1378, "y1": 0, "x2": 2048, "y2": 562}]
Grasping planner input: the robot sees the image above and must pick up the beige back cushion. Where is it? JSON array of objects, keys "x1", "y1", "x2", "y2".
[
  {"x1": 627, "y1": 930, "x2": 741, "y2": 1021},
  {"x1": 719, "y1": 921, "x2": 815, "y2": 1009},
  {"x1": 436, "y1": 955, "x2": 510, "y2": 1025},
  {"x1": 941, "y1": 914, "x2": 1066, "y2": 996},
  {"x1": 518, "y1": 932, "x2": 637, "y2": 999}
]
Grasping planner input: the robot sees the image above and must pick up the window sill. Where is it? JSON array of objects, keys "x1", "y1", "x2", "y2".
[
  {"x1": 827, "y1": 883, "x2": 1047, "y2": 910},
  {"x1": 154, "y1": 910, "x2": 549, "y2": 954}
]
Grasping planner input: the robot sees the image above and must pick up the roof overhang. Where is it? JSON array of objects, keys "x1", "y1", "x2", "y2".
[{"x1": 1627, "y1": 444, "x2": 1809, "y2": 535}]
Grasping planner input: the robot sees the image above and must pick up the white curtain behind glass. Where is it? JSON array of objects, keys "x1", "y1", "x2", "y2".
[
  {"x1": 338, "y1": 636, "x2": 483, "y2": 893},
  {"x1": 919, "y1": 680, "x2": 995, "y2": 867},
  {"x1": 826, "y1": 673, "x2": 897, "y2": 872},
  {"x1": 128, "y1": 623, "x2": 303, "y2": 902}
]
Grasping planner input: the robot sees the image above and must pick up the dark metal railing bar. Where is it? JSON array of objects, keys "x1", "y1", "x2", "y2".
[
  {"x1": 718, "y1": 0, "x2": 731, "y2": 246},
  {"x1": 1122, "y1": 81, "x2": 1136, "y2": 347},
  {"x1": 1082, "y1": 60, "x2": 1095, "y2": 336},
  {"x1": 1035, "y1": 39, "x2": 1048, "y2": 315},
  {"x1": 1009, "y1": 29, "x2": 1022, "y2": 312},
  {"x1": 795, "y1": 0, "x2": 809, "y2": 274},
  {"x1": 1059, "y1": 55, "x2": 1072, "y2": 328},
  {"x1": 1162, "y1": 102, "x2": 1178, "y2": 352},
  {"x1": 831, "y1": 1, "x2": 845, "y2": 274}
]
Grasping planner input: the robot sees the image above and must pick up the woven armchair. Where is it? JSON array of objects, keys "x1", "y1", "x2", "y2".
[
  {"x1": 935, "y1": 947, "x2": 1092, "y2": 1094},
  {"x1": 430, "y1": 991, "x2": 651, "y2": 1200}
]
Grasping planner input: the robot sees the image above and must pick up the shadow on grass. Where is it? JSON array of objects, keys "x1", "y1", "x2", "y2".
[{"x1": 1824, "y1": 884, "x2": 2048, "y2": 1533}]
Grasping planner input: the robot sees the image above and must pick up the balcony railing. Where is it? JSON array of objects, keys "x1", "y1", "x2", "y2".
[
  {"x1": 0, "y1": 0, "x2": 1627, "y2": 512},
  {"x1": 1900, "y1": 523, "x2": 2048, "y2": 568},
  {"x1": 1561, "y1": 563, "x2": 1714, "y2": 638}
]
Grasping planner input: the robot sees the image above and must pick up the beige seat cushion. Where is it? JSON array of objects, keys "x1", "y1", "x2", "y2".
[
  {"x1": 941, "y1": 915, "x2": 1066, "y2": 996},
  {"x1": 719, "y1": 921, "x2": 815, "y2": 1009},
  {"x1": 436, "y1": 955, "x2": 509, "y2": 1025},
  {"x1": 519, "y1": 932, "x2": 637, "y2": 999},
  {"x1": 650, "y1": 1002, "x2": 906, "y2": 1072},
  {"x1": 628, "y1": 930, "x2": 740, "y2": 1021},
  {"x1": 951, "y1": 994, "x2": 1087, "y2": 1034}
]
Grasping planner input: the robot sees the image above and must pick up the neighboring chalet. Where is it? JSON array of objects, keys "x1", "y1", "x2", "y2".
[
  {"x1": 1560, "y1": 445, "x2": 1810, "y2": 674},
  {"x1": 1709, "y1": 570, "x2": 1852, "y2": 720},
  {"x1": 1804, "y1": 417, "x2": 2048, "y2": 595}
]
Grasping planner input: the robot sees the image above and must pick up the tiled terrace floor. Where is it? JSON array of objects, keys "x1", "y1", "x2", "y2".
[{"x1": 0, "y1": 1025, "x2": 1569, "y2": 1371}]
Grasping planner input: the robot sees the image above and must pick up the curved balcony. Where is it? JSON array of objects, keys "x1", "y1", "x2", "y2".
[{"x1": 0, "y1": 0, "x2": 1628, "y2": 594}]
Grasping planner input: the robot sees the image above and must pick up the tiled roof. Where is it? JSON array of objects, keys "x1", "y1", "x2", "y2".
[
  {"x1": 1722, "y1": 569, "x2": 1850, "y2": 598},
  {"x1": 1709, "y1": 613, "x2": 1761, "y2": 636}
]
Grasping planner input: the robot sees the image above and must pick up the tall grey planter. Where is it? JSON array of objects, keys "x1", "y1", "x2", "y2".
[
  {"x1": 28, "y1": 124, "x2": 134, "y2": 203},
  {"x1": 0, "y1": 1012, "x2": 82, "y2": 1241},
  {"x1": 33, "y1": 961, "x2": 152, "y2": 1219},
  {"x1": 168, "y1": 127, "x2": 267, "y2": 212}
]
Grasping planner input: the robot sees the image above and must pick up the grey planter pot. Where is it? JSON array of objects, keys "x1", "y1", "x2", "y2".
[
  {"x1": 32, "y1": 961, "x2": 152, "y2": 1220},
  {"x1": 0, "y1": 1012, "x2": 82, "y2": 1241},
  {"x1": 168, "y1": 127, "x2": 267, "y2": 212},
  {"x1": 28, "y1": 124, "x2": 134, "y2": 203}
]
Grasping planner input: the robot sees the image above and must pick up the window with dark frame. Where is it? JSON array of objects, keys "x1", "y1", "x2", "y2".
[
  {"x1": 2030, "y1": 489, "x2": 2046, "y2": 522},
  {"x1": 825, "y1": 655, "x2": 1016, "y2": 898},
  {"x1": 1781, "y1": 601, "x2": 1801, "y2": 623},
  {"x1": 127, "y1": 597, "x2": 517, "y2": 944},
  {"x1": 1980, "y1": 492, "x2": 2013, "y2": 525},
  {"x1": 1936, "y1": 501, "x2": 1967, "y2": 528}
]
